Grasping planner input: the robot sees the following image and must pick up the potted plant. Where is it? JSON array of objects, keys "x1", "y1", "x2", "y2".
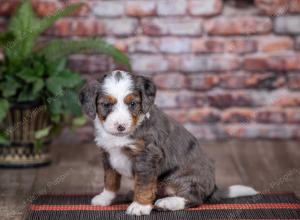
[{"x1": 0, "y1": 0, "x2": 131, "y2": 167}]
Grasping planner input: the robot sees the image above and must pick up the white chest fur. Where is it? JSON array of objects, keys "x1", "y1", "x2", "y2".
[
  {"x1": 94, "y1": 118, "x2": 134, "y2": 178},
  {"x1": 108, "y1": 148, "x2": 132, "y2": 177}
]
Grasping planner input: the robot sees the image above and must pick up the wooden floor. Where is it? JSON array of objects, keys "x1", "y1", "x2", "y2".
[{"x1": 0, "y1": 134, "x2": 299, "y2": 220}]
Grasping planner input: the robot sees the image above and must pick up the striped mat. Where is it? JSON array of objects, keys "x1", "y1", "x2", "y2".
[{"x1": 26, "y1": 193, "x2": 300, "y2": 219}]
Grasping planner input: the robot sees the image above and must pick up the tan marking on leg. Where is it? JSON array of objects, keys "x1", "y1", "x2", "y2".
[
  {"x1": 134, "y1": 176, "x2": 157, "y2": 205},
  {"x1": 104, "y1": 168, "x2": 121, "y2": 192}
]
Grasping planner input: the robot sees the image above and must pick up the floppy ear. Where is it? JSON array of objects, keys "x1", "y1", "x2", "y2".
[
  {"x1": 136, "y1": 76, "x2": 156, "y2": 114},
  {"x1": 79, "y1": 80, "x2": 101, "y2": 120}
]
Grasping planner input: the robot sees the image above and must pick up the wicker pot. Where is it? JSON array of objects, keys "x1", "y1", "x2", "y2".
[{"x1": 0, "y1": 101, "x2": 52, "y2": 168}]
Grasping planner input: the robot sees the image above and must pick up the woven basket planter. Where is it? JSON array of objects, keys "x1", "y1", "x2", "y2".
[{"x1": 0, "y1": 101, "x2": 52, "y2": 168}]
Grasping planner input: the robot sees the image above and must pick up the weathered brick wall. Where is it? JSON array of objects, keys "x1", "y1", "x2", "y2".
[{"x1": 1, "y1": 0, "x2": 300, "y2": 140}]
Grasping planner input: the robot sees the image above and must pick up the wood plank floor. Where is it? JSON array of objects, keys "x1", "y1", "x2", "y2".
[{"x1": 0, "y1": 134, "x2": 299, "y2": 220}]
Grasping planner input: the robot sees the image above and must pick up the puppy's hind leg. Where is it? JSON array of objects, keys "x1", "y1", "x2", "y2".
[{"x1": 155, "y1": 181, "x2": 206, "y2": 211}]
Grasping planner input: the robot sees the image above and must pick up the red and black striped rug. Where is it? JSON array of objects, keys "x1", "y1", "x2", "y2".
[{"x1": 26, "y1": 193, "x2": 300, "y2": 219}]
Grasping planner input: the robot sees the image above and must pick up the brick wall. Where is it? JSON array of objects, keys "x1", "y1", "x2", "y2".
[{"x1": 1, "y1": 0, "x2": 300, "y2": 140}]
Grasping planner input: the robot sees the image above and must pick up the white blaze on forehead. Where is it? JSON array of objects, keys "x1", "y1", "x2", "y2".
[{"x1": 102, "y1": 71, "x2": 133, "y2": 99}]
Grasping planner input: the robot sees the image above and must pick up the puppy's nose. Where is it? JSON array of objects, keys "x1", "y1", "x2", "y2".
[{"x1": 117, "y1": 124, "x2": 126, "y2": 132}]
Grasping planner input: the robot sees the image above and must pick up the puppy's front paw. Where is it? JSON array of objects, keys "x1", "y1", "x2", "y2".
[
  {"x1": 91, "y1": 189, "x2": 116, "y2": 206},
  {"x1": 154, "y1": 196, "x2": 186, "y2": 210},
  {"x1": 126, "y1": 201, "x2": 152, "y2": 216}
]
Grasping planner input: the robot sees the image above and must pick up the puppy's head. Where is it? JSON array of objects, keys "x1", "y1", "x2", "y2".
[{"x1": 79, "y1": 70, "x2": 156, "y2": 136}]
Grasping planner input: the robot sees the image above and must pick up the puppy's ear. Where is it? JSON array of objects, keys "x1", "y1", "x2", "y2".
[
  {"x1": 136, "y1": 76, "x2": 156, "y2": 114},
  {"x1": 79, "y1": 80, "x2": 101, "y2": 120}
]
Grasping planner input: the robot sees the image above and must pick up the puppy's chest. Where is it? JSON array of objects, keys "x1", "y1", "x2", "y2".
[
  {"x1": 108, "y1": 148, "x2": 133, "y2": 178},
  {"x1": 96, "y1": 134, "x2": 135, "y2": 178}
]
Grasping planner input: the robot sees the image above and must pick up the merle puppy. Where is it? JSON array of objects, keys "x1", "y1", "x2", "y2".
[{"x1": 79, "y1": 70, "x2": 257, "y2": 216}]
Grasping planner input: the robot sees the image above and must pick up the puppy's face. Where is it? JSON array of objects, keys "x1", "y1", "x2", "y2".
[{"x1": 79, "y1": 71, "x2": 156, "y2": 136}]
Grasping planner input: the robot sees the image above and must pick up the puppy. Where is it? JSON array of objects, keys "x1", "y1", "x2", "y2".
[{"x1": 79, "y1": 70, "x2": 257, "y2": 216}]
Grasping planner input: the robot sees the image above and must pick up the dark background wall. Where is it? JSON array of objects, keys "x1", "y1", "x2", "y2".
[{"x1": 1, "y1": 0, "x2": 300, "y2": 140}]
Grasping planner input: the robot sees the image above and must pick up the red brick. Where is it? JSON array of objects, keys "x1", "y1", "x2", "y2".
[
  {"x1": 159, "y1": 37, "x2": 191, "y2": 53},
  {"x1": 296, "y1": 37, "x2": 300, "y2": 50},
  {"x1": 155, "y1": 90, "x2": 178, "y2": 108},
  {"x1": 244, "y1": 54, "x2": 300, "y2": 71},
  {"x1": 188, "y1": 108, "x2": 221, "y2": 123},
  {"x1": 92, "y1": 1, "x2": 124, "y2": 17},
  {"x1": 131, "y1": 54, "x2": 169, "y2": 73},
  {"x1": 164, "y1": 109, "x2": 188, "y2": 123},
  {"x1": 205, "y1": 16, "x2": 272, "y2": 35},
  {"x1": 105, "y1": 38, "x2": 128, "y2": 53},
  {"x1": 45, "y1": 18, "x2": 73, "y2": 37},
  {"x1": 32, "y1": 1, "x2": 59, "y2": 17},
  {"x1": 256, "y1": 36, "x2": 293, "y2": 52},
  {"x1": 125, "y1": 1, "x2": 156, "y2": 17},
  {"x1": 207, "y1": 91, "x2": 253, "y2": 108},
  {"x1": 60, "y1": 1, "x2": 90, "y2": 17},
  {"x1": 153, "y1": 73, "x2": 187, "y2": 89},
  {"x1": 271, "y1": 91, "x2": 300, "y2": 107},
  {"x1": 0, "y1": 0, "x2": 18, "y2": 16},
  {"x1": 181, "y1": 55, "x2": 240, "y2": 72},
  {"x1": 68, "y1": 55, "x2": 109, "y2": 73},
  {"x1": 188, "y1": 0, "x2": 223, "y2": 17},
  {"x1": 275, "y1": 16, "x2": 300, "y2": 34},
  {"x1": 288, "y1": 74, "x2": 300, "y2": 89},
  {"x1": 222, "y1": 108, "x2": 254, "y2": 123},
  {"x1": 127, "y1": 37, "x2": 158, "y2": 53},
  {"x1": 225, "y1": 38, "x2": 257, "y2": 54},
  {"x1": 73, "y1": 19, "x2": 101, "y2": 36},
  {"x1": 255, "y1": 0, "x2": 289, "y2": 15},
  {"x1": 220, "y1": 73, "x2": 285, "y2": 89},
  {"x1": 192, "y1": 38, "x2": 256, "y2": 54},
  {"x1": 255, "y1": 108, "x2": 287, "y2": 123},
  {"x1": 255, "y1": 0, "x2": 300, "y2": 14},
  {"x1": 187, "y1": 74, "x2": 219, "y2": 90},
  {"x1": 141, "y1": 18, "x2": 202, "y2": 36},
  {"x1": 166, "y1": 55, "x2": 182, "y2": 72},
  {"x1": 157, "y1": 0, "x2": 187, "y2": 16},
  {"x1": 286, "y1": 109, "x2": 300, "y2": 123},
  {"x1": 289, "y1": 0, "x2": 300, "y2": 13},
  {"x1": 103, "y1": 18, "x2": 138, "y2": 36},
  {"x1": 177, "y1": 90, "x2": 199, "y2": 108}
]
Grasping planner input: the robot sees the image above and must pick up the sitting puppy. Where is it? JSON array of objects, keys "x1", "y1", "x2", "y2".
[{"x1": 79, "y1": 70, "x2": 257, "y2": 216}]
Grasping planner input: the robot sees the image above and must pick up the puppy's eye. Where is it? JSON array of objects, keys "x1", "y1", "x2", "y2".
[
  {"x1": 102, "y1": 103, "x2": 111, "y2": 108},
  {"x1": 129, "y1": 101, "x2": 137, "y2": 109}
]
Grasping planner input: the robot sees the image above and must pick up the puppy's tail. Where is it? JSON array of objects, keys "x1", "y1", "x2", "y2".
[{"x1": 208, "y1": 185, "x2": 258, "y2": 202}]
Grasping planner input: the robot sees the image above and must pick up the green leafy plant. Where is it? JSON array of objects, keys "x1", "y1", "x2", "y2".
[{"x1": 0, "y1": 0, "x2": 131, "y2": 146}]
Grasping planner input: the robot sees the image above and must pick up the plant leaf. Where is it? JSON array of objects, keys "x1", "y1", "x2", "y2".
[
  {"x1": 61, "y1": 91, "x2": 82, "y2": 116},
  {"x1": 36, "y1": 38, "x2": 131, "y2": 70},
  {"x1": 46, "y1": 76, "x2": 64, "y2": 95},
  {"x1": 0, "y1": 76, "x2": 21, "y2": 98},
  {"x1": 0, "y1": 131, "x2": 10, "y2": 145},
  {"x1": 0, "y1": 31, "x2": 15, "y2": 47},
  {"x1": 17, "y1": 85, "x2": 37, "y2": 102},
  {"x1": 6, "y1": 0, "x2": 38, "y2": 62},
  {"x1": 34, "y1": 126, "x2": 51, "y2": 139},
  {"x1": 16, "y1": 68, "x2": 39, "y2": 82},
  {"x1": 72, "y1": 116, "x2": 87, "y2": 127},
  {"x1": 32, "y1": 79, "x2": 44, "y2": 96},
  {"x1": 0, "y1": 99, "x2": 9, "y2": 121},
  {"x1": 33, "y1": 139, "x2": 42, "y2": 152}
]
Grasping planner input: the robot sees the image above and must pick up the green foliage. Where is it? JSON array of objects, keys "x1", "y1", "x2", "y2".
[{"x1": 0, "y1": 0, "x2": 131, "y2": 147}]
